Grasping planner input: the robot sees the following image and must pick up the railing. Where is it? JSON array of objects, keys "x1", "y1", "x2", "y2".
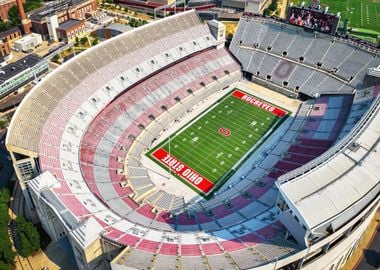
[{"x1": 277, "y1": 95, "x2": 380, "y2": 184}]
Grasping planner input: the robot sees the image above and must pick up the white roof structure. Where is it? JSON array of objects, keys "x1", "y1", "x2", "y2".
[
  {"x1": 70, "y1": 217, "x2": 104, "y2": 248},
  {"x1": 278, "y1": 100, "x2": 380, "y2": 235}
]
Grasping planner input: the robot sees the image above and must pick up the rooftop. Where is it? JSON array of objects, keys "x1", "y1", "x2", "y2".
[
  {"x1": 15, "y1": 33, "x2": 42, "y2": 43},
  {"x1": 0, "y1": 26, "x2": 21, "y2": 39},
  {"x1": 57, "y1": 19, "x2": 83, "y2": 31},
  {"x1": 0, "y1": 55, "x2": 42, "y2": 83},
  {"x1": 104, "y1": 23, "x2": 133, "y2": 33}
]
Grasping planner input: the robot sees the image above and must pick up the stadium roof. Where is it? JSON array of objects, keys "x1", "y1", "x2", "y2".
[{"x1": 278, "y1": 103, "x2": 380, "y2": 231}]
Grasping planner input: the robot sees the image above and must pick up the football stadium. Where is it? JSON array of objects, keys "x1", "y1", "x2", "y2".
[{"x1": 5, "y1": 10, "x2": 380, "y2": 270}]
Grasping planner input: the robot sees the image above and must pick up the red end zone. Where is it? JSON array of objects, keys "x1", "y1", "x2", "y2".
[
  {"x1": 152, "y1": 148, "x2": 215, "y2": 194},
  {"x1": 232, "y1": 90, "x2": 287, "y2": 117}
]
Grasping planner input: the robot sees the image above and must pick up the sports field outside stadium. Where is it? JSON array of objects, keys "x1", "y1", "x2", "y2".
[
  {"x1": 148, "y1": 89, "x2": 289, "y2": 197},
  {"x1": 292, "y1": 0, "x2": 380, "y2": 33}
]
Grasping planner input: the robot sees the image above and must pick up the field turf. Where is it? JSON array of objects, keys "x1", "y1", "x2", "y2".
[
  {"x1": 292, "y1": 0, "x2": 380, "y2": 33},
  {"x1": 148, "y1": 89, "x2": 288, "y2": 196}
]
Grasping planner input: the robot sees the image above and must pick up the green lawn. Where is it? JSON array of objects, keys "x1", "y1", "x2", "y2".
[
  {"x1": 148, "y1": 89, "x2": 288, "y2": 196},
  {"x1": 291, "y1": 0, "x2": 380, "y2": 33}
]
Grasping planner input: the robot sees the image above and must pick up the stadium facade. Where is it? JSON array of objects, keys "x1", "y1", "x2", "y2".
[{"x1": 5, "y1": 10, "x2": 380, "y2": 270}]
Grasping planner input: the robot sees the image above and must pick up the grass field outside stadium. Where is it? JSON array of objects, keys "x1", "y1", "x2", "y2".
[
  {"x1": 147, "y1": 89, "x2": 289, "y2": 198},
  {"x1": 291, "y1": 0, "x2": 380, "y2": 33}
]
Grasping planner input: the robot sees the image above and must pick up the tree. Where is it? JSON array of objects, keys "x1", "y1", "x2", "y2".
[
  {"x1": 0, "y1": 188, "x2": 15, "y2": 268},
  {"x1": 75, "y1": 36, "x2": 79, "y2": 46},
  {"x1": 8, "y1": 6, "x2": 20, "y2": 26},
  {"x1": 80, "y1": 36, "x2": 88, "y2": 45},
  {"x1": 15, "y1": 216, "x2": 40, "y2": 257},
  {"x1": 23, "y1": 0, "x2": 43, "y2": 12},
  {"x1": 51, "y1": 54, "x2": 59, "y2": 62},
  {"x1": 92, "y1": 37, "x2": 99, "y2": 46}
]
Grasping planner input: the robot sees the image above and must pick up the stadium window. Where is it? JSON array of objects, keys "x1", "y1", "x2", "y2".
[
  {"x1": 165, "y1": 53, "x2": 169, "y2": 57},
  {"x1": 135, "y1": 68, "x2": 140, "y2": 72},
  {"x1": 91, "y1": 98, "x2": 97, "y2": 103},
  {"x1": 212, "y1": 76, "x2": 217, "y2": 81},
  {"x1": 254, "y1": 43, "x2": 258, "y2": 48},
  {"x1": 299, "y1": 56, "x2": 304, "y2": 62},
  {"x1": 161, "y1": 105, "x2": 167, "y2": 111},
  {"x1": 282, "y1": 51, "x2": 287, "y2": 57},
  {"x1": 283, "y1": 81, "x2": 288, "y2": 87},
  {"x1": 295, "y1": 86, "x2": 300, "y2": 92},
  {"x1": 239, "y1": 40, "x2": 242, "y2": 45},
  {"x1": 150, "y1": 60, "x2": 155, "y2": 64},
  {"x1": 186, "y1": 89, "x2": 193, "y2": 94},
  {"x1": 266, "y1": 75, "x2": 272, "y2": 80},
  {"x1": 256, "y1": 71, "x2": 260, "y2": 76},
  {"x1": 206, "y1": 37, "x2": 210, "y2": 40},
  {"x1": 224, "y1": 70, "x2": 229, "y2": 75},
  {"x1": 179, "y1": 47, "x2": 183, "y2": 51},
  {"x1": 120, "y1": 76, "x2": 125, "y2": 81},
  {"x1": 148, "y1": 114, "x2": 155, "y2": 120},
  {"x1": 138, "y1": 124, "x2": 145, "y2": 130},
  {"x1": 317, "y1": 62, "x2": 322, "y2": 68},
  {"x1": 192, "y1": 41, "x2": 197, "y2": 45},
  {"x1": 174, "y1": 97, "x2": 181, "y2": 102},
  {"x1": 267, "y1": 46, "x2": 272, "y2": 51},
  {"x1": 200, "y1": 82, "x2": 205, "y2": 87}
]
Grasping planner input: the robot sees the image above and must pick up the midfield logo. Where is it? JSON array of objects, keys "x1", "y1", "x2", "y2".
[{"x1": 218, "y1": 127, "x2": 231, "y2": 137}]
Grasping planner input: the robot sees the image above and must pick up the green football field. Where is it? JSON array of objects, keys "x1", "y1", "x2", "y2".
[
  {"x1": 148, "y1": 89, "x2": 288, "y2": 196},
  {"x1": 292, "y1": 0, "x2": 380, "y2": 32}
]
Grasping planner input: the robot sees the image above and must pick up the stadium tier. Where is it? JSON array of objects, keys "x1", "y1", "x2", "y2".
[
  {"x1": 230, "y1": 16, "x2": 380, "y2": 97},
  {"x1": 5, "y1": 11, "x2": 380, "y2": 270}
]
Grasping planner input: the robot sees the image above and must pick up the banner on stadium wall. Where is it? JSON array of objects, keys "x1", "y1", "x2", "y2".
[
  {"x1": 152, "y1": 148, "x2": 215, "y2": 194},
  {"x1": 232, "y1": 90, "x2": 287, "y2": 117}
]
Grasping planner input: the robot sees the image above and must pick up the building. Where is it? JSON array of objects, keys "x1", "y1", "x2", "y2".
[
  {"x1": 30, "y1": 0, "x2": 97, "y2": 39},
  {"x1": 0, "y1": 41, "x2": 10, "y2": 58},
  {"x1": 0, "y1": 26, "x2": 22, "y2": 44},
  {"x1": 0, "y1": 54, "x2": 48, "y2": 99},
  {"x1": 13, "y1": 33, "x2": 42, "y2": 52},
  {"x1": 56, "y1": 19, "x2": 85, "y2": 41},
  {"x1": 90, "y1": 11, "x2": 115, "y2": 27},
  {"x1": 95, "y1": 23, "x2": 132, "y2": 40},
  {"x1": 46, "y1": 15, "x2": 59, "y2": 42},
  {"x1": 5, "y1": 11, "x2": 380, "y2": 270},
  {"x1": 244, "y1": 0, "x2": 272, "y2": 13},
  {"x1": 0, "y1": 0, "x2": 25, "y2": 21},
  {"x1": 147, "y1": 0, "x2": 175, "y2": 6},
  {"x1": 221, "y1": 0, "x2": 271, "y2": 13},
  {"x1": 0, "y1": 27, "x2": 22, "y2": 59}
]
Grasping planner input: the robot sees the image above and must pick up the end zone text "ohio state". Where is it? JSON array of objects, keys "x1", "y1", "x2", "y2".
[{"x1": 152, "y1": 148, "x2": 214, "y2": 194}]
